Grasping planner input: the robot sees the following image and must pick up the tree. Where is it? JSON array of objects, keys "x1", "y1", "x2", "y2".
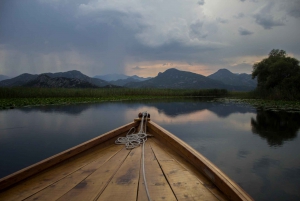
[{"x1": 252, "y1": 49, "x2": 300, "y2": 99}]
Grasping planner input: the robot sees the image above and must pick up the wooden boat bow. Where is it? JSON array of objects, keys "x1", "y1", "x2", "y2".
[{"x1": 0, "y1": 117, "x2": 253, "y2": 201}]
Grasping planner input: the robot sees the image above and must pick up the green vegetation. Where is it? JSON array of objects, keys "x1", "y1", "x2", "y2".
[
  {"x1": 217, "y1": 98, "x2": 300, "y2": 112},
  {"x1": 0, "y1": 87, "x2": 228, "y2": 109},
  {"x1": 2, "y1": 49, "x2": 300, "y2": 111},
  {"x1": 252, "y1": 49, "x2": 300, "y2": 100}
]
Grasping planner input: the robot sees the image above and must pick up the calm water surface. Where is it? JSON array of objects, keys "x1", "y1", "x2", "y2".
[{"x1": 0, "y1": 98, "x2": 299, "y2": 201}]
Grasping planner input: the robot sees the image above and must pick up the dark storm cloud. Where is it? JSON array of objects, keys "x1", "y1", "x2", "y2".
[
  {"x1": 238, "y1": 27, "x2": 254, "y2": 35},
  {"x1": 129, "y1": 40, "x2": 222, "y2": 65},
  {"x1": 189, "y1": 21, "x2": 208, "y2": 40},
  {"x1": 253, "y1": 2, "x2": 285, "y2": 29},
  {"x1": 0, "y1": 0, "x2": 81, "y2": 53},
  {"x1": 0, "y1": 0, "x2": 221, "y2": 76},
  {"x1": 283, "y1": 0, "x2": 300, "y2": 18},
  {"x1": 197, "y1": 0, "x2": 205, "y2": 5},
  {"x1": 216, "y1": 17, "x2": 229, "y2": 24},
  {"x1": 0, "y1": 0, "x2": 145, "y2": 74},
  {"x1": 253, "y1": 14, "x2": 285, "y2": 29},
  {"x1": 0, "y1": 0, "x2": 299, "y2": 77},
  {"x1": 233, "y1": 13, "x2": 245, "y2": 19}
]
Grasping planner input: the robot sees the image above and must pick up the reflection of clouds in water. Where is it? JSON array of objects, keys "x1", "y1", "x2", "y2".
[
  {"x1": 253, "y1": 157, "x2": 280, "y2": 170},
  {"x1": 281, "y1": 168, "x2": 300, "y2": 197},
  {"x1": 250, "y1": 156, "x2": 297, "y2": 200},
  {"x1": 126, "y1": 107, "x2": 218, "y2": 124},
  {"x1": 224, "y1": 113, "x2": 256, "y2": 132},
  {"x1": 19, "y1": 104, "x2": 93, "y2": 116},
  {"x1": 237, "y1": 150, "x2": 250, "y2": 159},
  {"x1": 1, "y1": 101, "x2": 300, "y2": 200}
]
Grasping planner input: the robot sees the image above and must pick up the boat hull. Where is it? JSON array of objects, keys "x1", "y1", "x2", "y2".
[{"x1": 0, "y1": 119, "x2": 253, "y2": 201}]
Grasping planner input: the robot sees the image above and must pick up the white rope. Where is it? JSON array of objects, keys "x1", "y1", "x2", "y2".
[
  {"x1": 115, "y1": 112, "x2": 151, "y2": 149},
  {"x1": 115, "y1": 112, "x2": 152, "y2": 201}
]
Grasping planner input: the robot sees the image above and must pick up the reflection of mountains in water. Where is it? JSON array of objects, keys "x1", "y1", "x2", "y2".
[
  {"x1": 140, "y1": 99, "x2": 255, "y2": 118},
  {"x1": 17, "y1": 98, "x2": 256, "y2": 117},
  {"x1": 19, "y1": 104, "x2": 95, "y2": 116},
  {"x1": 251, "y1": 109, "x2": 300, "y2": 147}
]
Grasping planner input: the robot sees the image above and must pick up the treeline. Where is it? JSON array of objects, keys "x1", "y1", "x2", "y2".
[
  {"x1": 0, "y1": 87, "x2": 228, "y2": 99},
  {"x1": 252, "y1": 49, "x2": 300, "y2": 100}
]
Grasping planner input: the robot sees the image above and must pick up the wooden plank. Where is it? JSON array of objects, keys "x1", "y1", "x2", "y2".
[
  {"x1": 56, "y1": 147, "x2": 131, "y2": 201},
  {"x1": 137, "y1": 140, "x2": 177, "y2": 201},
  {"x1": 0, "y1": 143, "x2": 122, "y2": 201},
  {"x1": 148, "y1": 121, "x2": 254, "y2": 201},
  {"x1": 23, "y1": 145, "x2": 124, "y2": 201},
  {"x1": 134, "y1": 118, "x2": 151, "y2": 122},
  {"x1": 0, "y1": 121, "x2": 139, "y2": 191},
  {"x1": 151, "y1": 137, "x2": 229, "y2": 201},
  {"x1": 0, "y1": 127, "x2": 133, "y2": 201},
  {"x1": 150, "y1": 139, "x2": 219, "y2": 201},
  {"x1": 96, "y1": 146, "x2": 142, "y2": 201}
]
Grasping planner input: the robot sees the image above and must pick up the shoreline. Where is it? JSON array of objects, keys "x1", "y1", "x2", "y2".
[{"x1": 1, "y1": 96, "x2": 300, "y2": 112}]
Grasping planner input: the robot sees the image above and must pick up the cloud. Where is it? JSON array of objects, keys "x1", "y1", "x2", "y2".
[
  {"x1": 216, "y1": 17, "x2": 228, "y2": 24},
  {"x1": 77, "y1": 0, "x2": 211, "y2": 49},
  {"x1": 132, "y1": 66, "x2": 144, "y2": 70},
  {"x1": 253, "y1": 14, "x2": 285, "y2": 29},
  {"x1": 253, "y1": 2, "x2": 285, "y2": 29},
  {"x1": 197, "y1": 0, "x2": 205, "y2": 6},
  {"x1": 162, "y1": 63, "x2": 173, "y2": 66},
  {"x1": 1, "y1": 0, "x2": 299, "y2": 77},
  {"x1": 233, "y1": 12, "x2": 245, "y2": 19},
  {"x1": 189, "y1": 20, "x2": 208, "y2": 40},
  {"x1": 281, "y1": 0, "x2": 300, "y2": 18},
  {"x1": 238, "y1": 27, "x2": 254, "y2": 36}
]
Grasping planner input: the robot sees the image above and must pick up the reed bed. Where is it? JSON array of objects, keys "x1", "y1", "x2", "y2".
[
  {"x1": 0, "y1": 87, "x2": 228, "y2": 98},
  {"x1": 0, "y1": 87, "x2": 228, "y2": 109}
]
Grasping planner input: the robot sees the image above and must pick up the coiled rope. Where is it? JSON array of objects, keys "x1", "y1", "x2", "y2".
[
  {"x1": 115, "y1": 112, "x2": 152, "y2": 201},
  {"x1": 115, "y1": 112, "x2": 151, "y2": 149}
]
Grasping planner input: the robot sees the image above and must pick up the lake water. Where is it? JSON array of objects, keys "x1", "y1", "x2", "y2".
[{"x1": 0, "y1": 98, "x2": 299, "y2": 201}]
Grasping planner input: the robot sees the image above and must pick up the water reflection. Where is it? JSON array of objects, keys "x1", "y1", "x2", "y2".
[
  {"x1": 0, "y1": 99, "x2": 299, "y2": 201},
  {"x1": 19, "y1": 104, "x2": 93, "y2": 115},
  {"x1": 251, "y1": 109, "x2": 300, "y2": 146},
  {"x1": 16, "y1": 98, "x2": 256, "y2": 118},
  {"x1": 126, "y1": 98, "x2": 255, "y2": 118}
]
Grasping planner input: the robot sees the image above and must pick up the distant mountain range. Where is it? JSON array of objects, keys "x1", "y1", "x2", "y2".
[
  {"x1": 125, "y1": 68, "x2": 256, "y2": 91},
  {"x1": 208, "y1": 69, "x2": 257, "y2": 88},
  {"x1": 0, "y1": 75, "x2": 10, "y2": 81},
  {"x1": 125, "y1": 68, "x2": 223, "y2": 89},
  {"x1": 24, "y1": 74, "x2": 99, "y2": 88},
  {"x1": 0, "y1": 68, "x2": 257, "y2": 90},
  {"x1": 94, "y1": 74, "x2": 151, "y2": 82},
  {"x1": 0, "y1": 70, "x2": 110, "y2": 88}
]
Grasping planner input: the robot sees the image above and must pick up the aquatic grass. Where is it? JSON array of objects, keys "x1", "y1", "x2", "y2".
[
  {"x1": 216, "y1": 98, "x2": 300, "y2": 112},
  {"x1": 0, "y1": 87, "x2": 227, "y2": 98},
  {"x1": 0, "y1": 87, "x2": 228, "y2": 109}
]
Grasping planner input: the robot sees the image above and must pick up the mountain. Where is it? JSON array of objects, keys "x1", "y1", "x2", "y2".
[
  {"x1": 94, "y1": 73, "x2": 128, "y2": 81},
  {"x1": 109, "y1": 77, "x2": 140, "y2": 86},
  {"x1": 130, "y1": 75, "x2": 151, "y2": 81},
  {"x1": 95, "y1": 73, "x2": 151, "y2": 82},
  {"x1": 0, "y1": 70, "x2": 110, "y2": 87},
  {"x1": 0, "y1": 75, "x2": 10, "y2": 81},
  {"x1": 44, "y1": 70, "x2": 109, "y2": 87},
  {"x1": 208, "y1": 69, "x2": 257, "y2": 89},
  {"x1": 124, "y1": 68, "x2": 231, "y2": 89},
  {"x1": 0, "y1": 68, "x2": 257, "y2": 90},
  {"x1": 0, "y1": 73, "x2": 38, "y2": 87},
  {"x1": 24, "y1": 75, "x2": 99, "y2": 88}
]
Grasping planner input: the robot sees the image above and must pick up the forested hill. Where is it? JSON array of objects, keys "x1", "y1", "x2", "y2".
[{"x1": 125, "y1": 68, "x2": 254, "y2": 91}]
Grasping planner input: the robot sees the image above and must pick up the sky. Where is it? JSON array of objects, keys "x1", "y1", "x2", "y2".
[{"x1": 0, "y1": 0, "x2": 299, "y2": 78}]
